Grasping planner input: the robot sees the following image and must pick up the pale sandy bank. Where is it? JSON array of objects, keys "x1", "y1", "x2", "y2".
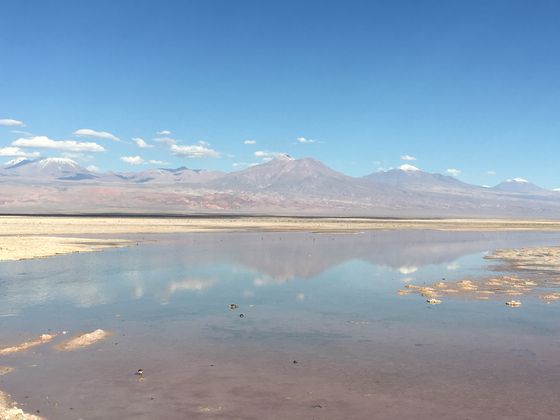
[
  {"x1": 0, "y1": 334, "x2": 56, "y2": 356},
  {"x1": 0, "y1": 236, "x2": 130, "y2": 262},
  {"x1": 56, "y1": 329, "x2": 110, "y2": 351},
  {"x1": 2, "y1": 215, "x2": 560, "y2": 261},
  {"x1": 0, "y1": 390, "x2": 44, "y2": 420}
]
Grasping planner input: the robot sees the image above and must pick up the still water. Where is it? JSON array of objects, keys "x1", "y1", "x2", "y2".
[{"x1": 1, "y1": 230, "x2": 560, "y2": 419}]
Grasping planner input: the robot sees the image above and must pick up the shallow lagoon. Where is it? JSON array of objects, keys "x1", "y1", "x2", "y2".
[{"x1": 2, "y1": 230, "x2": 560, "y2": 419}]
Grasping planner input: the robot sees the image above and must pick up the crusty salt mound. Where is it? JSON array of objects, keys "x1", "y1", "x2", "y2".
[
  {"x1": 0, "y1": 390, "x2": 44, "y2": 420},
  {"x1": 0, "y1": 334, "x2": 56, "y2": 356},
  {"x1": 57, "y1": 329, "x2": 110, "y2": 351},
  {"x1": 400, "y1": 246, "x2": 560, "y2": 305},
  {"x1": 0, "y1": 366, "x2": 14, "y2": 376}
]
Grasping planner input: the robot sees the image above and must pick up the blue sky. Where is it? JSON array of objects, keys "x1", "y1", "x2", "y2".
[{"x1": 1, "y1": 0, "x2": 559, "y2": 187}]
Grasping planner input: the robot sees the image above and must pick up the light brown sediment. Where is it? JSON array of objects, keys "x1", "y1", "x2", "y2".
[
  {"x1": 0, "y1": 366, "x2": 14, "y2": 376},
  {"x1": 0, "y1": 390, "x2": 44, "y2": 420},
  {"x1": 485, "y1": 246, "x2": 560, "y2": 272},
  {"x1": 56, "y1": 329, "x2": 110, "y2": 351},
  {"x1": 0, "y1": 334, "x2": 56, "y2": 356},
  {"x1": 2, "y1": 216, "x2": 560, "y2": 261},
  {"x1": 541, "y1": 293, "x2": 560, "y2": 301},
  {"x1": 0, "y1": 236, "x2": 130, "y2": 262},
  {"x1": 401, "y1": 246, "x2": 560, "y2": 304}
]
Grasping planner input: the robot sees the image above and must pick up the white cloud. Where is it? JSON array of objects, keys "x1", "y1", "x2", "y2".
[
  {"x1": 120, "y1": 156, "x2": 145, "y2": 165},
  {"x1": 157, "y1": 130, "x2": 172, "y2": 135},
  {"x1": 0, "y1": 118, "x2": 25, "y2": 127},
  {"x1": 254, "y1": 151, "x2": 292, "y2": 161},
  {"x1": 554, "y1": 188, "x2": 560, "y2": 192},
  {"x1": 398, "y1": 164, "x2": 420, "y2": 172},
  {"x1": 487, "y1": 170, "x2": 497, "y2": 176},
  {"x1": 154, "y1": 137, "x2": 178, "y2": 145},
  {"x1": 296, "y1": 136, "x2": 315, "y2": 144},
  {"x1": 0, "y1": 146, "x2": 40, "y2": 157},
  {"x1": 446, "y1": 168, "x2": 461, "y2": 177},
  {"x1": 398, "y1": 266, "x2": 418, "y2": 274},
  {"x1": 73, "y1": 128, "x2": 119, "y2": 142},
  {"x1": 447, "y1": 262, "x2": 460, "y2": 271},
  {"x1": 254, "y1": 150, "x2": 271, "y2": 158},
  {"x1": 133, "y1": 137, "x2": 154, "y2": 148},
  {"x1": 87, "y1": 165, "x2": 99, "y2": 172},
  {"x1": 244, "y1": 140, "x2": 256, "y2": 145},
  {"x1": 13, "y1": 136, "x2": 105, "y2": 152},
  {"x1": 10, "y1": 130, "x2": 33, "y2": 136},
  {"x1": 401, "y1": 155, "x2": 416, "y2": 161},
  {"x1": 233, "y1": 162, "x2": 259, "y2": 168},
  {"x1": 148, "y1": 159, "x2": 167, "y2": 165},
  {"x1": 170, "y1": 142, "x2": 220, "y2": 158}
]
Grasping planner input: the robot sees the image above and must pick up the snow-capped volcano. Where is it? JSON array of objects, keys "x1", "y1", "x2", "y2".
[
  {"x1": 397, "y1": 163, "x2": 421, "y2": 172},
  {"x1": 271, "y1": 153, "x2": 296, "y2": 162},
  {"x1": 37, "y1": 157, "x2": 81, "y2": 170},
  {"x1": 3, "y1": 157, "x2": 31, "y2": 167},
  {"x1": 0, "y1": 157, "x2": 98, "y2": 180},
  {"x1": 493, "y1": 178, "x2": 549, "y2": 194},
  {"x1": 207, "y1": 155, "x2": 356, "y2": 196}
]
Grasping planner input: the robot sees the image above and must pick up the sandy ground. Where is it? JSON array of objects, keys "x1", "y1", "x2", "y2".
[
  {"x1": 0, "y1": 334, "x2": 56, "y2": 356},
  {"x1": 2, "y1": 215, "x2": 560, "y2": 261},
  {"x1": 0, "y1": 236, "x2": 131, "y2": 262},
  {"x1": 0, "y1": 390, "x2": 44, "y2": 420},
  {"x1": 0, "y1": 367, "x2": 14, "y2": 376},
  {"x1": 56, "y1": 329, "x2": 110, "y2": 351}
]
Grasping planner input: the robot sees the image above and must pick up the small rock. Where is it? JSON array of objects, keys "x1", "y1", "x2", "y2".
[
  {"x1": 0, "y1": 366, "x2": 14, "y2": 376},
  {"x1": 505, "y1": 300, "x2": 522, "y2": 307},
  {"x1": 426, "y1": 298, "x2": 442, "y2": 305},
  {"x1": 229, "y1": 304, "x2": 238, "y2": 310}
]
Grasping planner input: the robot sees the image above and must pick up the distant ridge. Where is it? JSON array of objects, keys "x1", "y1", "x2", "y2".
[{"x1": 1, "y1": 156, "x2": 559, "y2": 217}]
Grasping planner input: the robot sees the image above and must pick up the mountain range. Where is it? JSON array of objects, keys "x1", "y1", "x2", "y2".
[{"x1": 1, "y1": 156, "x2": 559, "y2": 217}]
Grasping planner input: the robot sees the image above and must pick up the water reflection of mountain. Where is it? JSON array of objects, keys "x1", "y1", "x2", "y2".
[
  {"x1": 162, "y1": 231, "x2": 560, "y2": 280},
  {"x1": 2, "y1": 230, "x2": 560, "y2": 314}
]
